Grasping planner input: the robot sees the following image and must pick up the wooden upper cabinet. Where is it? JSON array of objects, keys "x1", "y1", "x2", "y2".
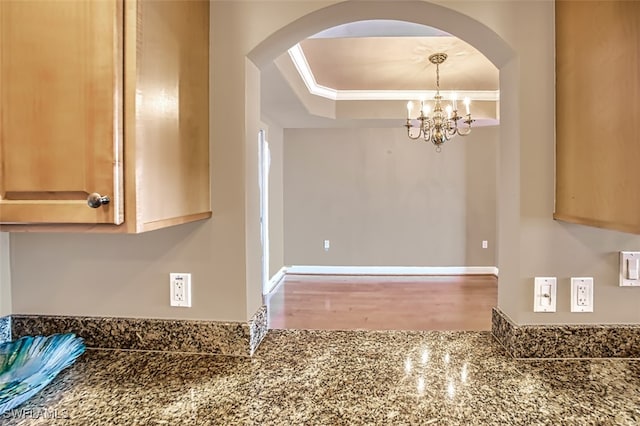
[
  {"x1": 555, "y1": 1, "x2": 640, "y2": 233},
  {"x1": 0, "y1": 0, "x2": 124, "y2": 225},
  {"x1": 133, "y1": 0, "x2": 210, "y2": 232},
  {"x1": 0, "y1": 0, "x2": 211, "y2": 232}
]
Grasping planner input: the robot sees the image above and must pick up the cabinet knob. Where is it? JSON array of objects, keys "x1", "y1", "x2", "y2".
[{"x1": 87, "y1": 193, "x2": 111, "y2": 208}]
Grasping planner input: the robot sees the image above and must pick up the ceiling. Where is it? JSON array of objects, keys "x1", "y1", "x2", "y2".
[
  {"x1": 261, "y1": 20, "x2": 499, "y2": 128},
  {"x1": 299, "y1": 37, "x2": 497, "y2": 92}
]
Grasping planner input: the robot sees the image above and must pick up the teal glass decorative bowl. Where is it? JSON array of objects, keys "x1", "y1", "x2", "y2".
[{"x1": 0, "y1": 334, "x2": 85, "y2": 415}]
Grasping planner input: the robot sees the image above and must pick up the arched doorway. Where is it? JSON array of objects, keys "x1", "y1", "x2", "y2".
[{"x1": 245, "y1": 1, "x2": 520, "y2": 326}]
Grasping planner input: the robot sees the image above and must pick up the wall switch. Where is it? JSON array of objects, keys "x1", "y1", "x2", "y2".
[
  {"x1": 170, "y1": 273, "x2": 192, "y2": 307},
  {"x1": 482, "y1": 240, "x2": 488, "y2": 249},
  {"x1": 323, "y1": 240, "x2": 330, "y2": 251},
  {"x1": 620, "y1": 252, "x2": 640, "y2": 286},
  {"x1": 570, "y1": 277, "x2": 593, "y2": 312},
  {"x1": 533, "y1": 277, "x2": 556, "y2": 312}
]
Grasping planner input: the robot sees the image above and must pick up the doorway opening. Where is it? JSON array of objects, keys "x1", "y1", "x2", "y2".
[
  {"x1": 249, "y1": 1, "x2": 517, "y2": 332},
  {"x1": 258, "y1": 129, "x2": 271, "y2": 294}
]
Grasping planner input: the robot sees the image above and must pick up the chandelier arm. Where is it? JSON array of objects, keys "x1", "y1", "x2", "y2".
[
  {"x1": 422, "y1": 118, "x2": 434, "y2": 142},
  {"x1": 443, "y1": 125, "x2": 453, "y2": 141},
  {"x1": 406, "y1": 121, "x2": 424, "y2": 140},
  {"x1": 407, "y1": 129, "x2": 423, "y2": 140},
  {"x1": 457, "y1": 124, "x2": 472, "y2": 136},
  {"x1": 448, "y1": 117, "x2": 456, "y2": 135},
  {"x1": 444, "y1": 127, "x2": 457, "y2": 139},
  {"x1": 457, "y1": 116, "x2": 474, "y2": 136}
]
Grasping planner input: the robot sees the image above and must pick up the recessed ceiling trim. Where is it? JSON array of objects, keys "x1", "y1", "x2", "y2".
[
  {"x1": 333, "y1": 90, "x2": 499, "y2": 101},
  {"x1": 288, "y1": 44, "x2": 499, "y2": 102},
  {"x1": 288, "y1": 44, "x2": 337, "y2": 99}
]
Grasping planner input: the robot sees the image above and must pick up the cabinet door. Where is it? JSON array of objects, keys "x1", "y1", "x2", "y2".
[
  {"x1": 0, "y1": 0, "x2": 123, "y2": 224},
  {"x1": 555, "y1": 0, "x2": 640, "y2": 233}
]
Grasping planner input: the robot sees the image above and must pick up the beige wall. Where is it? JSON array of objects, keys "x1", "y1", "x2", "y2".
[
  {"x1": 6, "y1": 1, "x2": 640, "y2": 325},
  {"x1": 283, "y1": 126, "x2": 497, "y2": 267},
  {"x1": 465, "y1": 127, "x2": 498, "y2": 266},
  {"x1": 0, "y1": 233, "x2": 11, "y2": 317}
]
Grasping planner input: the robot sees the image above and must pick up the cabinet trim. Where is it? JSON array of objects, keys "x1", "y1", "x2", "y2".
[{"x1": 553, "y1": 212, "x2": 640, "y2": 235}]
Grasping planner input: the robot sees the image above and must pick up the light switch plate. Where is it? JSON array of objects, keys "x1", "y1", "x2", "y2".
[
  {"x1": 570, "y1": 277, "x2": 593, "y2": 312},
  {"x1": 533, "y1": 277, "x2": 557, "y2": 312},
  {"x1": 619, "y1": 252, "x2": 640, "y2": 286}
]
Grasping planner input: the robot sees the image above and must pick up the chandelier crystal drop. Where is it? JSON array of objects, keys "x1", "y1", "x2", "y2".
[{"x1": 405, "y1": 53, "x2": 474, "y2": 152}]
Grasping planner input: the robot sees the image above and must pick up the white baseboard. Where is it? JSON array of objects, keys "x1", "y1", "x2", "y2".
[
  {"x1": 286, "y1": 265, "x2": 499, "y2": 276},
  {"x1": 265, "y1": 266, "x2": 288, "y2": 294}
]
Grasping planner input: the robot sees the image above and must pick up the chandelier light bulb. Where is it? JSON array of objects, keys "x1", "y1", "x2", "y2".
[
  {"x1": 407, "y1": 101, "x2": 412, "y2": 119},
  {"x1": 445, "y1": 104, "x2": 453, "y2": 118},
  {"x1": 423, "y1": 103, "x2": 430, "y2": 116},
  {"x1": 452, "y1": 92, "x2": 458, "y2": 110},
  {"x1": 464, "y1": 97, "x2": 471, "y2": 115}
]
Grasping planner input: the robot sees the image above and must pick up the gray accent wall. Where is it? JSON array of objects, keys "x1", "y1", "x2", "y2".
[
  {"x1": 283, "y1": 126, "x2": 497, "y2": 267},
  {"x1": 0, "y1": 233, "x2": 11, "y2": 317}
]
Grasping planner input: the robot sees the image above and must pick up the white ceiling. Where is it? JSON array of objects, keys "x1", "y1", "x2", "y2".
[
  {"x1": 299, "y1": 36, "x2": 498, "y2": 92},
  {"x1": 261, "y1": 20, "x2": 499, "y2": 128}
]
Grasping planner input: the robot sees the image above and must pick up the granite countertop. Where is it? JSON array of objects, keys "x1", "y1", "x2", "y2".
[{"x1": 3, "y1": 330, "x2": 639, "y2": 425}]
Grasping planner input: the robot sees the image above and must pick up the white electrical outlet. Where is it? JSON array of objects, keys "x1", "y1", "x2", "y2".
[
  {"x1": 170, "y1": 273, "x2": 192, "y2": 307},
  {"x1": 482, "y1": 240, "x2": 488, "y2": 249},
  {"x1": 570, "y1": 277, "x2": 593, "y2": 312},
  {"x1": 323, "y1": 240, "x2": 330, "y2": 251},
  {"x1": 533, "y1": 277, "x2": 556, "y2": 312}
]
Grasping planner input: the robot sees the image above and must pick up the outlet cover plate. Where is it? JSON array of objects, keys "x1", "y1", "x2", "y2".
[
  {"x1": 620, "y1": 251, "x2": 640, "y2": 286},
  {"x1": 533, "y1": 277, "x2": 557, "y2": 312},
  {"x1": 570, "y1": 277, "x2": 593, "y2": 313},
  {"x1": 170, "y1": 273, "x2": 192, "y2": 307}
]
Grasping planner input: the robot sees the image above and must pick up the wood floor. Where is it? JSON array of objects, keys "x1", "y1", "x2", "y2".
[{"x1": 266, "y1": 274, "x2": 498, "y2": 331}]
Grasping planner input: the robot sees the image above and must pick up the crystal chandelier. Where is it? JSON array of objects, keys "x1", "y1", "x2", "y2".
[{"x1": 405, "y1": 53, "x2": 474, "y2": 152}]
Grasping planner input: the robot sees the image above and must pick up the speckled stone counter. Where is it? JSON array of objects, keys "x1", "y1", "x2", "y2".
[
  {"x1": 3, "y1": 330, "x2": 639, "y2": 425},
  {"x1": 0, "y1": 315, "x2": 10, "y2": 343},
  {"x1": 11, "y1": 306, "x2": 268, "y2": 357},
  {"x1": 492, "y1": 308, "x2": 640, "y2": 358}
]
